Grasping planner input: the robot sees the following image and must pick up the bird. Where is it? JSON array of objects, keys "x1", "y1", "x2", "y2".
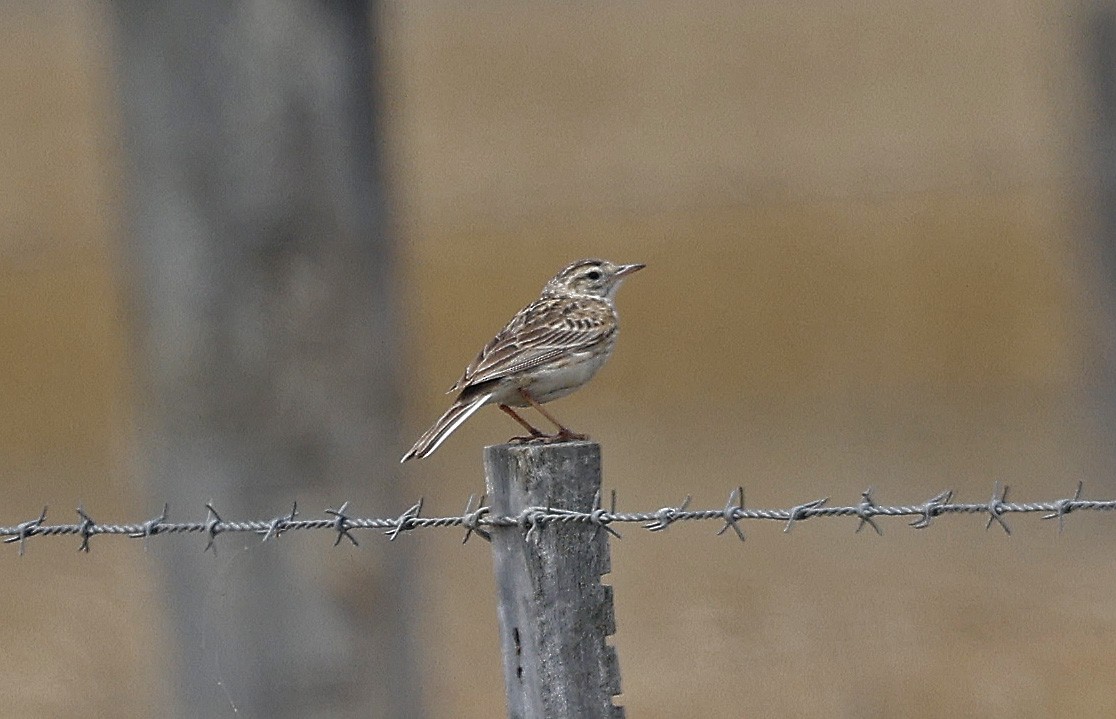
[{"x1": 401, "y1": 258, "x2": 644, "y2": 462}]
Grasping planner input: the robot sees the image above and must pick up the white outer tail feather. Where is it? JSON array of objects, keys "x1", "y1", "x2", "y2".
[{"x1": 400, "y1": 392, "x2": 493, "y2": 462}]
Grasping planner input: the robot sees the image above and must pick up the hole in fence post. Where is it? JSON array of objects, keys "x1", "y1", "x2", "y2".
[{"x1": 514, "y1": 627, "x2": 523, "y2": 680}]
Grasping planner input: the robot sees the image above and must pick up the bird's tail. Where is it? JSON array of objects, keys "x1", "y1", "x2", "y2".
[{"x1": 401, "y1": 392, "x2": 493, "y2": 462}]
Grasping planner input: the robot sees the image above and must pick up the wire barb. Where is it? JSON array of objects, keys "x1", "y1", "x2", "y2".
[
  {"x1": 523, "y1": 504, "x2": 551, "y2": 543},
  {"x1": 203, "y1": 503, "x2": 224, "y2": 554},
  {"x1": 985, "y1": 482, "x2": 1011, "y2": 535},
  {"x1": 783, "y1": 497, "x2": 828, "y2": 533},
  {"x1": 644, "y1": 495, "x2": 691, "y2": 532},
  {"x1": 325, "y1": 501, "x2": 358, "y2": 547},
  {"x1": 717, "y1": 487, "x2": 746, "y2": 541},
  {"x1": 461, "y1": 494, "x2": 491, "y2": 544},
  {"x1": 76, "y1": 507, "x2": 96, "y2": 553},
  {"x1": 260, "y1": 502, "x2": 298, "y2": 543},
  {"x1": 855, "y1": 487, "x2": 883, "y2": 536},
  {"x1": 386, "y1": 499, "x2": 423, "y2": 541},
  {"x1": 910, "y1": 490, "x2": 953, "y2": 530},
  {"x1": 1042, "y1": 481, "x2": 1085, "y2": 533},
  {"x1": 3, "y1": 506, "x2": 48, "y2": 556},
  {"x1": 589, "y1": 489, "x2": 622, "y2": 540},
  {"x1": 130, "y1": 503, "x2": 169, "y2": 542}
]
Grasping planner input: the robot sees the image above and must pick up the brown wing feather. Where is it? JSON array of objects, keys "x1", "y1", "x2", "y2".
[{"x1": 450, "y1": 297, "x2": 616, "y2": 392}]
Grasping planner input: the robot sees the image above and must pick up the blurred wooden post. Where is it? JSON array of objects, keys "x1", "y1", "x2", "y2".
[
  {"x1": 1086, "y1": 8, "x2": 1116, "y2": 420},
  {"x1": 485, "y1": 441, "x2": 624, "y2": 719},
  {"x1": 113, "y1": 3, "x2": 420, "y2": 716}
]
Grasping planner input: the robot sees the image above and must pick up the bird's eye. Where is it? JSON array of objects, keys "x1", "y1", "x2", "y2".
[{"x1": 586, "y1": 270, "x2": 602, "y2": 281}]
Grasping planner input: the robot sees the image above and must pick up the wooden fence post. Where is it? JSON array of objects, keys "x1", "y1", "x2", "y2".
[{"x1": 485, "y1": 441, "x2": 624, "y2": 719}]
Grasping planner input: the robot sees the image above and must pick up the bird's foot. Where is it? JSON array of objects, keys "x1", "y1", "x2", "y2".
[
  {"x1": 508, "y1": 431, "x2": 554, "y2": 444},
  {"x1": 507, "y1": 429, "x2": 588, "y2": 445}
]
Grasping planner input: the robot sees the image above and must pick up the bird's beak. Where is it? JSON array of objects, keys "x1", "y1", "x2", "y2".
[{"x1": 615, "y1": 263, "x2": 645, "y2": 277}]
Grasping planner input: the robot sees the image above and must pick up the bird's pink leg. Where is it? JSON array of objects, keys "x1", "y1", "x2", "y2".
[
  {"x1": 517, "y1": 389, "x2": 588, "y2": 441},
  {"x1": 499, "y1": 404, "x2": 550, "y2": 443}
]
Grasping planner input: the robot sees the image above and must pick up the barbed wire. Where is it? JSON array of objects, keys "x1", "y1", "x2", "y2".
[{"x1": 0, "y1": 482, "x2": 1111, "y2": 555}]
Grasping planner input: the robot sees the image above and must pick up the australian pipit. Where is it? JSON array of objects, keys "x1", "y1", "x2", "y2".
[{"x1": 401, "y1": 258, "x2": 644, "y2": 461}]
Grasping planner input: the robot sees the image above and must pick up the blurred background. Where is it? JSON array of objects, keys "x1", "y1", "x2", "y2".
[{"x1": 4, "y1": 1, "x2": 1116, "y2": 717}]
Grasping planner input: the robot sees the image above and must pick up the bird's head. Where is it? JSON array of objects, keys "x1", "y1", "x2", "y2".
[{"x1": 543, "y1": 258, "x2": 645, "y2": 300}]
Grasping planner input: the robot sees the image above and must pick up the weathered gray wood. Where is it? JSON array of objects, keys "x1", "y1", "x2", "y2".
[{"x1": 485, "y1": 441, "x2": 624, "y2": 719}]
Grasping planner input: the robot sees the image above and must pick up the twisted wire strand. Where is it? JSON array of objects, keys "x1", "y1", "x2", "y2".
[{"x1": 1, "y1": 482, "x2": 1111, "y2": 554}]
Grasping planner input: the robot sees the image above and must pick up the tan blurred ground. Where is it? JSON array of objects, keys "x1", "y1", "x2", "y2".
[{"x1": 4, "y1": 2, "x2": 1116, "y2": 717}]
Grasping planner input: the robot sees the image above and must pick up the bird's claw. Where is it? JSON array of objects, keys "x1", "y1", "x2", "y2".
[
  {"x1": 509, "y1": 432, "x2": 553, "y2": 444},
  {"x1": 508, "y1": 430, "x2": 588, "y2": 445}
]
